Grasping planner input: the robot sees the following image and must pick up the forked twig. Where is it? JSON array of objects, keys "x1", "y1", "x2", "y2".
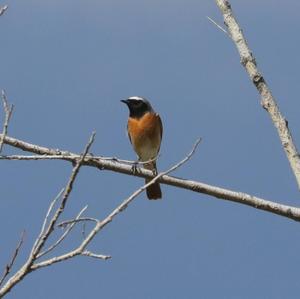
[
  {"x1": 0, "y1": 132, "x2": 96, "y2": 298},
  {"x1": 37, "y1": 206, "x2": 88, "y2": 259},
  {"x1": 30, "y1": 138, "x2": 202, "y2": 270},
  {"x1": 30, "y1": 132, "x2": 96, "y2": 259}
]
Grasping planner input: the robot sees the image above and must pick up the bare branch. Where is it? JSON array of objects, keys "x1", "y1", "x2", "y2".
[
  {"x1": 0, "y1": 132, "x2": 96, "y2": 298},
  {"x1": 36, "y1": 188, "x2": 64, "y2": 249},
  {"x1": 57, "y1": 217, "x2": 98, "y2": 227},
  {"x1": 90, "y1": 138, "x2": 202, "y2": 231},
  {"x1": 1, "y1": 133, "x2": 300, "y2": 222},
  {"x1": 0, "y1": 5, "x2": 8, "y2": 16},
  {"x1": 0, "y1": 154, "x2": 160, "y2": 166},
  {"x1": 30, "y1": 132, "x2": 96, "y2": 259},
  {"x1": 214, "y1": 0, "x2": 300, "y2": 190},
  {"x1": 0, "y1": 90, "x2": 14, "y2": 153},
  {"x1": 0, "y1": 231, "x2": 25, "y2": 287},
  {"x1": 81, "y1": 251, "x2": 111, "y2": 260},
  {"x1": 31, "y1": 138, "x2": 202, "y2": 270},
  {"x1": 100, "y1": 154, "x2": 161, "y2": 165},
  {"x1": 0, "y1": 155, "x2": 74, "y2": 161},
  {"x1": 37, "y1": 206, "x2": 88, "y2": 259}
]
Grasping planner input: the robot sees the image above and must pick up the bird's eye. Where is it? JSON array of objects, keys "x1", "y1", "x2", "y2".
[{"x1": 133, "y1": 101, "x2": 142, "y2": 106}]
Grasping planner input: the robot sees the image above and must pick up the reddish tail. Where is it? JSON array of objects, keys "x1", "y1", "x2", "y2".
[
  {"x1": 145, "y1": 179, "x2": 162, "y2": 200},
  {"x1": 144, "y1": 162, "x2": 162, "y2": 200}
]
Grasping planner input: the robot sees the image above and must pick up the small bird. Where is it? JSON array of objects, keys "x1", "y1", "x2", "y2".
[{"x1": 121, "y1": 96, "x2": 163, "y2": 200}]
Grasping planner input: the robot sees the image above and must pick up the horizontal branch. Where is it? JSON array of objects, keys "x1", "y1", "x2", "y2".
[
  {"x1": 57, "y1": 217, "x2": 98, "y2": 227},
  {"x1": 32, "y1": 140, "x2": 200, "y2": 270},
  {"x1": 1, "y1": 134, "x2": 300, "y2": 222}
]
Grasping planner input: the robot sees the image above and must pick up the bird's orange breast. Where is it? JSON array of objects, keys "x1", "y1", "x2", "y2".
[{"x1": 127, "y1": 112, "x2": 162, "y2": 161}]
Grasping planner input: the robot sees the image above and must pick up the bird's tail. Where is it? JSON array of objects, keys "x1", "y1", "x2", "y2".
[{"x1": 144, "y1": 161, "x2": 162, "y2": 200}]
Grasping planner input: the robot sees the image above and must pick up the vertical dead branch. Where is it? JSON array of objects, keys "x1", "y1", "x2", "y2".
[
  {"x1": 215, "y1": 0, "x2": 300, "y2": 190},
  {"x1": 0, "y1": 91, "x2": 14, "y2": 153}
]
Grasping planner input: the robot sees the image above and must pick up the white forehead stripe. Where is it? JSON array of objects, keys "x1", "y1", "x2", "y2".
[{"x1": 128, "y1": 96, "x2": 144, "y2": 101}]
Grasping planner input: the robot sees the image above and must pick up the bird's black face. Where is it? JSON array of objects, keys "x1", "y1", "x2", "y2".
[{"x1": 121, "y1": 97, "x2": 152, "y2": 119}]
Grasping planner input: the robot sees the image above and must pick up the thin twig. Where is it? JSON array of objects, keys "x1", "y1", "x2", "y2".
[
  {"x1": 81, "y1": 222, "x2": 86, "y2": 239},
  {"x1": 0, "y1": 231, "x2": 25, "y2": 287},
  {"x1": 207, "y1": 16, "x2": 229, "y2": 35},
  {"x1": 33, "y1": 188, "x2": 64, "y2": 252},
  {"x1": 0, "y1": 90, "x2": 14, "y2": 153},
  {"x1": 81, "y1": 251, "x2": 111, "y2": 260},
  {"x1": 0, "y1": 5, "x2": 8, "y2": 16},
  {"x1": 37, "y1": 206, "x2": 88, "y2": 259},
  {"x1": 0, "y1": 155, "x2": 74, "y2": 161},
  {"x1": 58, "y1": 217, "x2": 98, "y2": 227}
]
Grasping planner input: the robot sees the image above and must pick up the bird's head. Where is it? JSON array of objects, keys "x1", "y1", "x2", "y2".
[{"x1": 121, "y1": 96, "x2": 154, "y2": 118}]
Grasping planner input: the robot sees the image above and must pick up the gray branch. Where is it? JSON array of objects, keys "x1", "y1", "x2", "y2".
[
  {"x1": 0, "y1": 133, "x2": 95, "y2": 298},
  {"x1": 31, "y1": 139, "x2": 201, "y2": 271},
  {"x1": 214, "y1": 0, "x2": 300, "y2": 190},
  {"x1": 1, "y1": 133, "x2": 300, "y2": 222},
  {"x1": 0, "y1": 5, "x2": 8, "y2": 16},
  {"x1": 0, "y1": 135, "x2": 199, "y2": 297},
  {"x1": 0, "y1": 90, "x2": 14, "y2": 153},
  {"x1": 37, "y1": 206, "x2": 88, "y2": 259}
]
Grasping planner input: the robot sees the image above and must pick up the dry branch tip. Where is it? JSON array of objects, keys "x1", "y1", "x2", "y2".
[{"x1": 0, "y1": 5, "x2": 8, "y2": 16}]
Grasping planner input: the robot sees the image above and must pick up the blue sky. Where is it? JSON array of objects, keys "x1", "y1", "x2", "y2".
[{"x1": 1, "y1": 0, "x2": 300, "y2": 298}]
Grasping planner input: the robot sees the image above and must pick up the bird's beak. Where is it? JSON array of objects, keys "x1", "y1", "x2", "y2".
[{"x1": 121, "y1": 99, "x2": 129, "y2": 104}]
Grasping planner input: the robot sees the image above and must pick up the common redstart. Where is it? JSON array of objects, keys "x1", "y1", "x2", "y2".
[{"x1": 121, "y1": 96, "x2": 163, "y2": 200}]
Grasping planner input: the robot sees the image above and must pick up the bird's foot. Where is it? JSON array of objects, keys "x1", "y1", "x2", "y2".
[
  {"x1": 131, "y1": 161, "x2": 139, "y2": 174},
  {"x1": 152, "y1": 168, "x2": 158, "y2": 176}
]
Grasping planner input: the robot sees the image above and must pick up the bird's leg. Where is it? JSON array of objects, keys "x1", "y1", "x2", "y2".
[
  {"x1": 131, "y1": 157, "x2": 140, "y2": 174},
  {"x1": 152, "y1": 167, "x2": 157, "y2": 176}
]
